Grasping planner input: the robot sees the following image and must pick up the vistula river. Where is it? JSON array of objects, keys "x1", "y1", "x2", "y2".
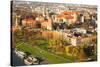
[{"x1": 11, "y1": 51, "x2": 26, "y2": 66}]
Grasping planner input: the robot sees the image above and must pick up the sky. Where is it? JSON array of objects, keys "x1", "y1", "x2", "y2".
[{"x1": 13, "y1": 0, "x2": 98, "y2": 5}]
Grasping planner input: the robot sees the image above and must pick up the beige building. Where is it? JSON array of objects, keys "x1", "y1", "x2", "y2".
[
  {"x1": 22, "y1": 17, "x2": 52, "y2": 30},
  {"x1": 55, "y1": 11, "x2": 80, "y2": 24},
  {"x1": 22, "y1": 19, "x2": 36, "y2": 27}
]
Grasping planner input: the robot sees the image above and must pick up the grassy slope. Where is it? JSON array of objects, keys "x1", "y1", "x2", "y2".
[{"x1": 16, "y1": 42, "x2": 73, "y2": 64}]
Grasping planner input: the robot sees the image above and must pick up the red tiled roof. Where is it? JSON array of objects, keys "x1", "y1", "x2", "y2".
[
  {"x1": 57, "y1": 14, "x2": 74, "y2": 19},
  {"x1": 23, "y1": 19, "x2": 36, "y2": 23},
  {"x1": 63, "y1": 15, "x2": 74, "y2": 19},
  {"x1": 57, "y1": 11, "x2": 80, "y2": 19},
  {"x1": 12, "y1": 26, "x2": 18, "y2": 32},
  {"x1": 23, "y1": 19, "x2": 49, "y2": 23},
  {"x1": 61, "y1": 11, "x2": 74, "y2": 15},
  {"x1": 36, "y1": 20, "x2": 48, "y2": 22},
  {"x1": 61, "y1": 11, "x2": 80, "y2": 15}
]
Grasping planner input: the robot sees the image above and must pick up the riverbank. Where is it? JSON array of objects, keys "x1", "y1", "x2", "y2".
[{"x1": 11, "y1": 51, "x2": 26, "y2": 66}]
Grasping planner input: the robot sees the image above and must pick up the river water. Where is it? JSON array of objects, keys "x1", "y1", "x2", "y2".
[{"x1": 11, "y1": 51, "x2": 26, "y2": 66}]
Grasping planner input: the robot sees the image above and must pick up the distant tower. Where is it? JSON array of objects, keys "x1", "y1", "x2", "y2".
[
  {"x1": 15, "y1": 14, "x2": 21, "y2": 30},
  {"x1": 43, "y1": 5, "x2": 46, "y2": 17},
  {"x1": 47, "y1": 8, "x2": 50, "y2": 17},
  {"x1": 15, "y1": 15, "x2": 19, "y2": 27},
  {"x1": 47, "y1": 9, "x2": 54, "y2": 30}
]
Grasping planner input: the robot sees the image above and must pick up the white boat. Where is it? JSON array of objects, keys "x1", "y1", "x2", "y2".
[
  {"x1": 14, "y1": 49, "x2": 26, "y2": 59},
  {"x1": 24, "y1": 56, "x2": 38, "y2": 65}
]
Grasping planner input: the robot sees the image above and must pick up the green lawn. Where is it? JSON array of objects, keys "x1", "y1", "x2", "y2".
[{"x1": 16, "y1": 42, "x2": 73, "y2": 64}]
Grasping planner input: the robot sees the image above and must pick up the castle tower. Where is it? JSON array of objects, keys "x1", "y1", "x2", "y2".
[
  {"x1": 43, "y1": 5, "x2": 46, "y2": 17},
  {"x1": 15, "y1": 15, "x2": 19, "y2": 27},
  {"x1": 15, "y1": 14, "x2": 21, "y2": 30}
]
